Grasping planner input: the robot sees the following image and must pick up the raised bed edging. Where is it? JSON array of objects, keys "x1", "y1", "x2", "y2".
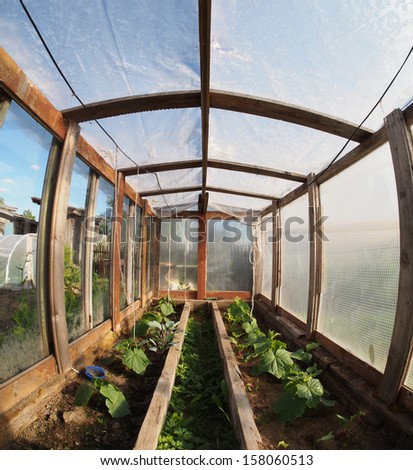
[
  {"x1": 133, "y1": 301, "x2": 191, "y2": 450},
  {"x1": 210, "y1": 301, "x2": 262, "y2": 450}
]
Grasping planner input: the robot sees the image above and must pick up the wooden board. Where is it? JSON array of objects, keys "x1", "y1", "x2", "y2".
[
  {"x1": 134, "y1": 301, "x2": 191, "y2": 449},
  {"x1": 211, "y1": 301, "x2": 262, "y2": 450}
]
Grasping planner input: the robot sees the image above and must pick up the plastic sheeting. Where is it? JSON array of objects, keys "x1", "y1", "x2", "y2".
[
  {"x1": 159, "y1": 218, "x2": 198, "y2": 291},
  {"x1": 206, "y1": 219, "x2": 252, "y2": 291},
  {"x1": 1, "y1": 1, "x2": 412, "y2": 213},
  {"x1": 279, "y1": 195, "x2": 309, "y2": 322},
  {"x1": 318, "y1": 145, "x2": 399, "y2": 373},
  {"x1": 0, "y1": 234, "x2": 37, "y2": 288}
]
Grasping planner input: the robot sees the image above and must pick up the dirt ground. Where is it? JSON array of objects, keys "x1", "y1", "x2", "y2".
[{"x1": 3, "y1": 349, "x2": 164, "y2": 450}]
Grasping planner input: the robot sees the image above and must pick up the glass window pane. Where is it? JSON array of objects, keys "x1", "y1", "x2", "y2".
[
  {"x1": 120, "y1": 197, "x2": 130, "y2": 309},
  {"x1": 261, "y1": 217, "x2": 273, "y2": 300},
  {"x1": 145, "y1": 216, "x2": 153, "y2": 294},
  {"x1": 279, "y1": 195, "x2": 310, "y2": 322},
  {"x1": 92, "y1": 176, "x2": 114, "y2": 326},
  {"x1": 207, "y1": 219, "x2": 252, "y2": 291},
  {"x1": 65, "y1": 156, "x2": 90, "y2": 342},
  {"x1": 318, "y1": 146, "x2": 399, "y2": 373},
  {"x1": 160, "y1": 218, "x2": 198, "y2": 291},
  {"x1": 133, "y1": 205, "x2": 143, "y2": 301},
  {"x1": 0, "y1": 100, "x2": 53, "y2": 382}
]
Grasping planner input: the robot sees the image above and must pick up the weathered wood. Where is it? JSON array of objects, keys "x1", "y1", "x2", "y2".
[
  {"x1": 139, "y1": 185, "x2": 201, "y2": 197},
  {"x1": 120, "y1": 158, "x2": 306, "y2": 183},
  {"x1": 272, "y1": 202, "x2": 281, "y2": 306},
  {"x1": 150, "y1": 218, "x2": 161, "y2": 299},
  {"x1": 77, "y1": 137, "x2": 116, "y2": 185},
  {"x1": 112, "y1": 171, "x2": 125, "y2": 330},
  {"x1": 211, "y1": 302, "x2": 262, "y2": 449},
  {"x1": 140, "y1": 201, "x2": 149, "y2": 306},
  {"x1": 134, "y1": 301, "x2": 191, "y2": 450},
  {"x1": 199, "y1": 0, "x2": 212, "y2": 203},
  {"x1": 210, "y1": 90, "x2": 373, "y2": 143},
  {"x1": 36, "y1": 139, "x2": 61, "y2": 355},
  {"x1": 49, "y1": 120, "x2": 80, "y2": 374},
  {"x1": 197, "y1": 212, "x2": 207, "y2": 299},
  {"x1": 379, "y1": 109, "x2": 413, "y2": 404},
  {"x1": 207, "y1": 185, "x2": 275, "y2": 201},
  {"x1": 0, "y1": 48, "x2": 67, "y2": 139},
  {"x1": 208, "y1": 159, "x2": 306, "y2": 183},
  {"x1": 198, "y1": 191, "x2": 209, "y2": 214},
  {"x1": 62, "y1": 90, "x2": 201, "y2": 122},
  {"x1": 306, "y1": 174, "x2": 322, "y2": 340},
  {"x1": 82, "y1": 171, "x2": 98, "y2": 330},
  {"x1": 0, "y1": 89, "x2": 11, "y2": 127}
]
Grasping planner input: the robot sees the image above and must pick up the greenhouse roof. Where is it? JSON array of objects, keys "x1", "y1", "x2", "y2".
[{"x1": 1, "y1": 0, "x2": 413, "y2": 214}]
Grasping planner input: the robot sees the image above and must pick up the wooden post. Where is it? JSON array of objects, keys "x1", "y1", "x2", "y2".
[
  {"x1": 82, "y1": 171, "x2": 98, "y2": 330},
  {"x1": 112, "y1": 171, "x2": 125, "y2": 330},
  {"x1": 140, "y1": 201, "x2": 149, "y2": 306},
  {"x1": 49, "y1": 120, "x2": 80, "y2": 374},
  {"x1": 378, "y1": 109, "x2": 413, "y2": 404},
  {"x1": 306, "y1": 173, "x2": 323, "y2": 340},
  {"x1": 125, "y1": 202, "x2": 135, "y2": 306},
  {"x1": 271, "y1": 201, "x2": 281, "y2": 306},
  {"x1": 0, "y1": 91, "x2": 11, "y2": 128},
  {"x1": 197, "y1": 212, "x2": 207, "y2": 299},
  {"x1": 151, "y1": 217, "x2": 161, "y2": 299},
  {"x1": 36, "y1": 139, "x2": 61, "y2": 355},
  {"x1": 253, "y1": 218, "x2": 263, "y2": 298}
]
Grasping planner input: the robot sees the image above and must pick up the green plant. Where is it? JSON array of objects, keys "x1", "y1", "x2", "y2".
[
  {"x1": 156, "y1": 295, "x2": 176, "y2": 317},
  {"x1": 113, "y1": 339, "x2": 151, "y2": 375},
  {"x1": 273, "y1": 364, "x2": 334, "y2": 422},
  {"x1": 146, "y1": 319, "x2": 179, "y2": 357},
  {"x1": 315, "y1": 411, "x2": 366, "y2": 447},
  {"x1": 74, "y1": 378, "x2": 130, "y2": 418}
]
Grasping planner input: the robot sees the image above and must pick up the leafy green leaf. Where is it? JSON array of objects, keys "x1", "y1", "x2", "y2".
[
  {"x1": 160, "y1": 302, "x2": 175, "y2": 317},
  {"x1": 316, "y1": 431, "x2": 335, "y2": 445},
  {"x1": 74, "y1": 382, "x2": 95, "y2": 406},
  {"x1": 99, "y1": 383, "x2": 130, "y2": 418},
  {"x1": 122, "y1": 348, "x2": 151, "y2": 375},
  {"x1": 296, "y1": 378, "x2": 323, "y2": 408},
  {"x1": 257, "y1": 348, "x2": 293, "y2": 379},
  {"x1": 273, "y1": 390, "x2": 307, "y2": 422}
]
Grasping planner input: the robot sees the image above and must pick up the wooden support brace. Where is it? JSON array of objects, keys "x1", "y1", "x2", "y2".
[
  {"x1": 306, "y1": 173, "x2": 323, "y2": 340},
  {"x1": 271, "y1": 201, "x2": 281, "y2": 306},
  {"x1": 49, "y1": 120, "x2": 80, "y2": 374},
  {"x1": 379, "y1": 109, "x2": 413, "y2": 404}
]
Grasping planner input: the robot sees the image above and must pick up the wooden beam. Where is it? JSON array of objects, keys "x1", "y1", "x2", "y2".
[
  {"x1": 120, "y1": 159, "x2": 202, "y2": 177},
  {"x1": 197, "y1": 212, "x2": 207, "y2": 299},
  {"x1": 199, "y1": 0, "x2": 212, "y2": 205},
  {"x1": 112, "y1": 171, "x2": 125, "y2": 330},
  {"x1": 49, "y1": 120, "x2": 80, "y2": 374},
  {"x1": 82, "y1": 171, "x2": 98, "y2": 330},
  {"x1": 139, "y1": 185, "x2": 202, "y2": 198},
  {"x1": 139, "y1": 184, "x2": 277, "y2": 201},
  {"x1": 37, "y1": 139, "x2": 61, "y2": 355},
  {"x1": 210, "y1": 90, "x2": 374, "y2": 143},
  {"x1": 206, "y1": 185, "x2": 276, "y2": 201},
  {"x1": 379, "y1": 109, "x2": 413, "y2": 404},
  {"x1": 0, "y1": 89, "x2": 11, "y2": 128},
  {"x1": 208, "y1": 159, "x2": 306, "y2": 183},
  {"x1": 271, "y1": 202, "x2": 281, "y2": 306},
  {"x1": 62, "y1": 90, "x2": 200, "y2": 122},
  {"x1": 306, "y1": 174, "x2": 322, "y2": 340},
  {"x1": 198, "y1": 191, "x2": 209, "y2": 214}
]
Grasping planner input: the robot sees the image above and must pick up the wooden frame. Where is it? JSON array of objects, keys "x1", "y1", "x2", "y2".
[
  {"x1": 49, "y1": 120, "x2": 80, "y2": 374},
  {"x1": 272, "y1": 202, "x2": 281, "y2": 306},
  {"x1": 379, "y1": 109, "x2": 413, "y2": 404},
  {"x1": 306, "y1": 173, "x2": 322, "y2": 340},
  {"x1": 82, "y1": 171, "x2": 99, "y2": 330},
  {"x1": 197, "y1": 212, "x2": 207, "y2": 299}
]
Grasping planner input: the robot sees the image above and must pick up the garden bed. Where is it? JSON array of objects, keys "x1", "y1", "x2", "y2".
[
  {"x1": 215, "y1": 299, "x2": 404, "y2": 450},
  {"x1": 3, "y1": 299, "x2": 188, "y2": 450}
]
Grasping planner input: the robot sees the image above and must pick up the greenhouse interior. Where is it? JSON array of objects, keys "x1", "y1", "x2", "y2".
[{"x1": 0, "y1": 0, "x2": 413, "y2": 450}]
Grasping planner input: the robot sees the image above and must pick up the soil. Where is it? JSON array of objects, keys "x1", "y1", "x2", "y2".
[{"x1": 4, "y1": 350, "x2": 165, "y2": 450}]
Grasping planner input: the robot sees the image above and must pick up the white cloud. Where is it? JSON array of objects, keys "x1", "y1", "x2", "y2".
[
  {"x1": 31, "y1": 164, "x2": 41, "y2": 171},
  {"x1": 0, "y1": 187, "x2": 8, "y2": 193},
  {"x1": 0, "y1": 178, "x2": 15, "y2": 184}
]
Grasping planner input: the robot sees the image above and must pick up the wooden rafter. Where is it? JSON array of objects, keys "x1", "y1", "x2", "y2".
[
  {"x1": 62, "y1": 90, "x2": 374, "y2": 144},
  {"x1": 120, "y1": 158, "x2": 306, "y2": 183},
  {"x1": 199, "y1": 0, "x2": 212, "y2": 210},
  {"x1": 139, "y1": 184, "x2": 277, "y2": 201}
]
